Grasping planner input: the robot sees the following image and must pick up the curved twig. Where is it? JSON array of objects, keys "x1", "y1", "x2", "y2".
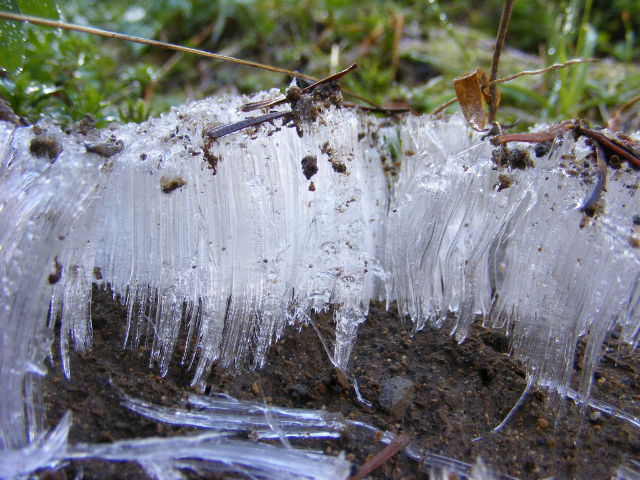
[{"x1": 0, "y1": 11, "x2": 316, "y2": 82}]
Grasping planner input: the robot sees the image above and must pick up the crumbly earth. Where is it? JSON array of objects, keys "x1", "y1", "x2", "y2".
[{"x1": 40, "y1": 286, "x2": 640, "y2": 479}]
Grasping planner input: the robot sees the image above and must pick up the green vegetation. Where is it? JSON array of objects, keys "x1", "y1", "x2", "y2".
[{"x1": 0, "y1": 0, "x2": 638, "y2": 129}]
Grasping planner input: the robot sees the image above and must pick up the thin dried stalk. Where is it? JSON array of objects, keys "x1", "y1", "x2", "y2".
[
  {"x1": 0, "y1": 11, "x2": 316, "y2": 82},
  {"x1": 487, "y1": 0, "x2": 514, "y2": 123},
  {"x1": 483, "y1": 59, "x2": 599, "y2": 88}
]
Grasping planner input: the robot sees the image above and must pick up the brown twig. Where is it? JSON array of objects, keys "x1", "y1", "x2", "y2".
[
  {"x1": 487, "y1": 0, "x2": 514, "y2": 123},
  {"x1": 300, "y1": 63, "x2": 359, "y2": 94},
  {"x1": 143, "y1": 22, "x2": 217, "y2": 105},
  {"x1": 0, "y1": 11, "x2": 316, "y2": 83},
  {"x1": 615, "y1": 93, "x2": 640, "y2": 115},
  {"x1": 575, "y1": 124, "x2": 640, "y2": 168},
  {"x1": 492, "y1": 120, "x2": 574, "y2": 145},
  {"x1": 579, "y1": 143, "x2": 607, "y2": 216},
  {"x1": 482, "y1": 59, "x2": 599, "y2": 88},
  {"x1": 240, "y1": 97, "x2": 287, "y2": 113},
  {"x1": 494, "y1": 119, "x2": 640, "y2": 169},
  {"x1": 241, "y1": 64, "x2": 358, "y2": 112},
  {"x1": 0, "y1": 10, "x2": 385, "y2": 110},
  {"x1": 348, "y1": 434, "x2": 410, "y2": 480},
  {"x1": 434, "y1": 59, "x2": 597, "y2": 117},
  {"x1": 157, "y1": 23, "x2": 216, "y2": 80},
  {"x1": 204, "y1": 111, "x2": 291, "y2": 139},
  {"x1": 607, "y1": 93, "x2": 640, "y2": 132},
  {"x1": 210, "y1": 65, "x2": 360, "y2": 139},
  {"x1": 345, "y1": 103, "x2": 411, "y2": 114},
  {"x1": 390, "y1": 13, "x2": 405, "y2": 83},
  {"x1": 341, "y1": 89, "x2": 383, "y2": 109},
  {"x1": 431, "y1": 97, "x2": 458, "y2": 115}
]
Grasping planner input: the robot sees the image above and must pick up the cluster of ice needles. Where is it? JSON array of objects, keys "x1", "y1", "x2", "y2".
[{"x1": 1, "y1": 90, "x2": 640, "y2": 478}]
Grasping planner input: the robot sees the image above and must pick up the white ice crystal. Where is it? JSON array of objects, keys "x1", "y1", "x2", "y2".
[
  {"x1": 0, "y1": 408, "x2": 352, "y2": 480},
  {"x1": 68, "y1": 93, "x2": 387, "y2": 378},
  {"x1": 387, "y1": 119, "x2": 640, "y2": 405},
  {"x1": 122, "y1": 391, "x2": 349, "y2": 440},
  {"x1": 0, "y1": 122, "x2": 104, "y2": 450},
  {"x1": 1, "y1": 90, "x2": 639, "y2": 477}
]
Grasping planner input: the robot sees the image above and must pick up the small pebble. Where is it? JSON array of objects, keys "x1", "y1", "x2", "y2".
[
  {"x1": 331, "y1": 367, "x2": 350, "y2": 390},
  {"x1": 378, "y1": 376, "x2": 415, "y2": 418},
  {"x1": 589, "y1": 411, "x2": 602, "y2": 423},
  {"x1": 536, "y1": 418, "x2": 548, "y2": 429},
  {"x1": 85, "y1": 138, "x2": 124, "y2": 157},
  {"x1": 389, "y1": 362, "x2": 403, "y2": 372},
  {"x1": 290, "y1": 383, "x2": 309, "y2": 400}
]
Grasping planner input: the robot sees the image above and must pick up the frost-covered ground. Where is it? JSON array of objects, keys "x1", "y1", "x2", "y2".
[{"x1": 1, "y1": 92, "x2": 639, "y2": 478}]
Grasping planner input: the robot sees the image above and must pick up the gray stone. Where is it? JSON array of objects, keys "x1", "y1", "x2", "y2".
[
  {"x1": 290, "y1": 383, "x2": 309, "y2": 400},
  {"x1": 378, "y1": 376, "x2": 415, "y2": 417}
]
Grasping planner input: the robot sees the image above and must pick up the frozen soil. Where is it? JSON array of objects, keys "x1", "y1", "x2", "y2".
[{"x1": 41, "y1": 286, "x2": 640, "y2": 479}]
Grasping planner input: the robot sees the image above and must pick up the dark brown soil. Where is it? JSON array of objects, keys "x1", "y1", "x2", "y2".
[{"x1": 41, "y1": 286, "x2": 640, "y2": 479}]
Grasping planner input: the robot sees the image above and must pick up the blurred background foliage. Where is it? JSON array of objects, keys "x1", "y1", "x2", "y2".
[{"x1": 0, "y1": 0, "x2": 639, "y2": 129}]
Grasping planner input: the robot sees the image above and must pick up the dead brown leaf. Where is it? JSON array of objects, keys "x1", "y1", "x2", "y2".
[{"x1": 453, "y1": 69, "x2": 486, "y2": 131}]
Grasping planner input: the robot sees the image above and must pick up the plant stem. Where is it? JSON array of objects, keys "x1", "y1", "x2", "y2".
[
  {"x1": 487, "y1": 0, "x2": 514, "y2": 123},
  {"x1": 0, "y1": 11, "x2": 316, "y2": 82},
  {"x1": 0, "y1": 10, "x2": 382, "y2": 109},
  {"x1": 349, "y1": 434, "x2": 410, "y2": 480}
]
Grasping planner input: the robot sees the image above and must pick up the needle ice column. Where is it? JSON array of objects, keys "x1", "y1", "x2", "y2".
[
  {"x1": 387, "y1": 117, "x2": 640, "y2": 402},
  {"x1": 386, "y1": 115, "x2": 531, "y2": 334},
  {"x1": 2, "y1": 91, "x2": 640, "y2": 476},
  {"x1": 41, "y1": 93, "x2": 390, "y2": 389},
  {"x1": 0, "y1": 123, "x2": 103, "y2": 449},
  {"x1": 490, "y1": 134, "x2": 640, "y2": 401}
]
